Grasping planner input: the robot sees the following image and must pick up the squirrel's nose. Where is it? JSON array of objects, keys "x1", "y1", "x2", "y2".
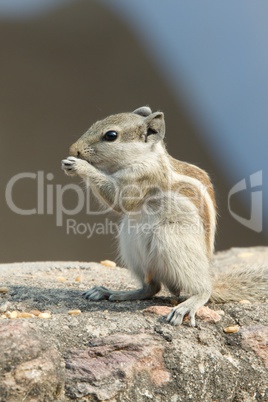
[{"x1": 69, "y1": 143, "x2": 80, "y2": 157}]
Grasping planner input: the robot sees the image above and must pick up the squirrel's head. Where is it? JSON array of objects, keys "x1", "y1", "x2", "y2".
[{"x1": 69, "y1": 106, "x2": 165, "y2": 172}]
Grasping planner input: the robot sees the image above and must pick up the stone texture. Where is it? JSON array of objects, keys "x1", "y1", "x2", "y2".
[
  {"x1": 0, "y1": 247, "x2": 267, "y2": 401},
  {"x1": 143, "y1": 305, "x2": 172, "y2": 316},
  {"x1": 241, "y1": 325, "x2": 268, "y2": 368},
  {"x1": 0, "y1": 321, "x2": 65, "y2": 402},
  {"x1": 65, "y1": 333, "x2": 170, "y2": 400},
  {"x1": 196, "y1": 306, "x2": 223, "y2": 323}
]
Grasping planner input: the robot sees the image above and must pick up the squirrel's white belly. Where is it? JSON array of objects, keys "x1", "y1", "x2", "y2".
[
  {"x1": 119, "y1": 213, "x2": 156, "y2": 281},
  {"x1": 118, "y1": 198, "x2": 210, "y2": 294}
]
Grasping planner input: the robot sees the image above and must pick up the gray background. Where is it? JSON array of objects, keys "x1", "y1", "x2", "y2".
[{"x1": 0, "y1": 0, "x2": 267, "y2": 263}]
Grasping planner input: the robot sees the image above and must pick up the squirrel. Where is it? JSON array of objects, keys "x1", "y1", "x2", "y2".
[{"x1": 61, "y1": 106, "x2": 267, "y2": 326}]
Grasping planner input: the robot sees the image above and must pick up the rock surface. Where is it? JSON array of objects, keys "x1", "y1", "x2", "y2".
[
  {"x1": 66, "y1": 333, "x2": 171, "y2": 400},
  {"x1": 0, "y1": 321, "x2": 65, "y2": 401},
  {"x1": 0, "y1": 247, "x2": 267, "y2": 401}
]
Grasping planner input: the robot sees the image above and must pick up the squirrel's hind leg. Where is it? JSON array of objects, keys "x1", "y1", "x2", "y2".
[{"x1": 83, "y1": 280, "x2": 161, "y2": 301}]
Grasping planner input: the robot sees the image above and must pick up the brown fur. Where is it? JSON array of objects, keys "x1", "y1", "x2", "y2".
[{"x1": 169, "y1": 157, "x2": 215, "y2": 258}]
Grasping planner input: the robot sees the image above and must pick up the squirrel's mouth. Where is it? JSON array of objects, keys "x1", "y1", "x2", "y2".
[
  {"x1": 76, "y1": 154, "x2": 93, "y2": 165},
  {"x1": 76, "y1": 152, "x2": 103, "y2": 169}
]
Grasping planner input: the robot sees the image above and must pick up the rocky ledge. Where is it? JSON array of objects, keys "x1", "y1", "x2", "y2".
[{"x1": 0, "y1": 247, "x2": 267, "y2": 401}]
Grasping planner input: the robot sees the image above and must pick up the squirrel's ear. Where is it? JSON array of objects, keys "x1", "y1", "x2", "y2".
[
  {"x1": 144, "y1": 112, "x2": 165, "y2": 141},
  {"x1": 133, "y1": 106, "x2": 152, "y2": 117}
]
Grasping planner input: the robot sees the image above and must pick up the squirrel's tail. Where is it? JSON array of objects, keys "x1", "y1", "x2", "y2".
[{"x1": 210, "y1": 264, "x2": 268, "y2": 303}]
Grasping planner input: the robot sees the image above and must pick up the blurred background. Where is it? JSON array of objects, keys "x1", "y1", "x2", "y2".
[{"x1": 0, "y1": 0, "x2": 267, "y2": 263}]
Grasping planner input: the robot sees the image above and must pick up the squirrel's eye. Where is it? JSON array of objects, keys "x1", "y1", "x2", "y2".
[{"x1": 103, "y1": 131, "x2": 118, "y2": 141}]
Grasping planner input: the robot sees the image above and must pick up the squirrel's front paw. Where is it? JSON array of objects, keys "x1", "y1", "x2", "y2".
[
  {"x1": 61, "y1": 156, "x2": 89, "y2": 177},
  {"x1": 61, "y1": 156, "x2": 79, "y2": 176}
]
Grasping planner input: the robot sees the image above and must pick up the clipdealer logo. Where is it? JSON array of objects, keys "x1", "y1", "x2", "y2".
[
  {"x1": 5, "y1": 169, "x2": 264, "y2": 236},
  {"x1": 228, "y1": 170, "x2": 263, "y2": 233},
  {"x1": 5, "y1": 171, "x2": 98, "y2": 227}
]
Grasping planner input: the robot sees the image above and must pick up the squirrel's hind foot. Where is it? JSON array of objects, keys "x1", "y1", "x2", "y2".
[
  {"x1": 82, "y1": 286, "x2": 112, "y2": 301},
  {"x1": 167, "y1": 292, "x2": 210, "y2": 326}
]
